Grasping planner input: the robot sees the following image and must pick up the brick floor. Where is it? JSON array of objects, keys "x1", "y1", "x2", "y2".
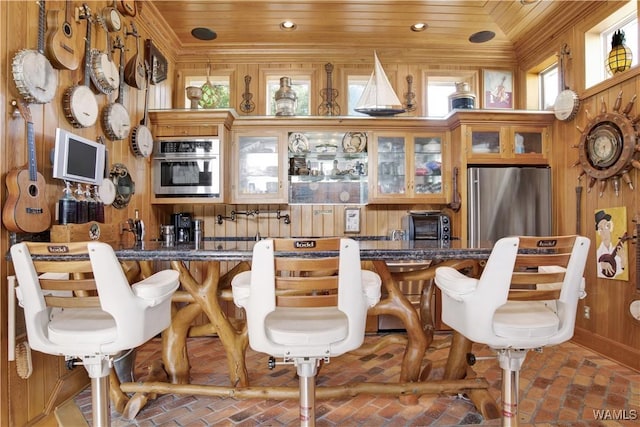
[{"x1": 76, "y1": 335, "x2": 640, "y2": 426}]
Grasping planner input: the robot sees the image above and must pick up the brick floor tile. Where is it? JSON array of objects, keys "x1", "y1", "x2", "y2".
[{"x1": 74, "y1": 336, "x2": 638, "y2": 426}]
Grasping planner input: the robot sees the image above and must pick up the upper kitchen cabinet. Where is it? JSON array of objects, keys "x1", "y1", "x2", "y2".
[
  {"x1": 369, "y1": 132, "x2": 448, "y2": 203},
  {"x1": 287, "y1": 130, "x2": 369, "y2": 204},
  {"x1": 448, "y1": 110, "x2": 555, "y2": 165},
  {"x1": 231, "y1": 130, "x2": 288, "y2": 203},
  {"x1": 148, "y1": 110, "x2": 236, "y2": 204}
]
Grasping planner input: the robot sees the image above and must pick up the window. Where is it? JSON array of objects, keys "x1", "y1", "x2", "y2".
[
  {"x1": 347, "y1": 75, "x2": 370, "y2": 116},
  {"x1": 427, "y1": 81, "x2": 457, "y2": 117},
  {"x1": 184, "y1": 75, "x2": 231, "y2": 109},
  {"x1": 424, "y1": 72, "x2": 478, "y2": 117},
  {"x1": 584, "y1": 1, "x2": 637, "y2": 88},
  {"x1": 601, "y1": 16, "x2": 637, "y2": 77},
  {"x1": 265, "y1": 76, "x2": 311, "y2": 116},
  {"x1": 539, "y1": 64, "x2": 558, "y2": 110}
]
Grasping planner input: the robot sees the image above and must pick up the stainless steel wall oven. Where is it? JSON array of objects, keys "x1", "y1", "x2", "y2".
[{"x1": 153, "y1": 137, "x2": 220, "y2": 198}]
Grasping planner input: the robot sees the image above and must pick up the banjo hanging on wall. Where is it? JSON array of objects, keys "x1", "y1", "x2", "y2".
[
  {"x1": 553, "y1": 44, "x2": 580, "y2": 122},
  {"x1": 12, "y1": 0, "x2": 58, "y2": 104}
]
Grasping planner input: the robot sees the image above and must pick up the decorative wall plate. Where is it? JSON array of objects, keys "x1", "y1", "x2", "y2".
[
  {"x1": 288, "y1": 132, "x2": 309, "y2": 153},
  {"x1": 342, "y1": 132, "x2": 367, "y2": 153}
]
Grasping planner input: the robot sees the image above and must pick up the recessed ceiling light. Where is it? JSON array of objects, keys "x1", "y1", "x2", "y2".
[
  {"x1": 191, "y1": 27, "x2": 217, "y2": 41},
  {"x1": 280, "y1": 21, "x2": 297, "y2": 31},
  {"x1": 469, "y1": 30, "x2": 495, "y2": 43},
  {"x1": 411, "y1": 23, "x2": 427, "y2": 32}
]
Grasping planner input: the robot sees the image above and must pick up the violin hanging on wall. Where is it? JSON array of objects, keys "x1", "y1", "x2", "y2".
[{"x1": 318, "y1": 63, "x2": 340, "y2": 116}]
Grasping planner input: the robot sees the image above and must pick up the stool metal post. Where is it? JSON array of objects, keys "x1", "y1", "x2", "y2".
[{"x1": 297, "y1": 360, "x2": 318, "y2": 427}]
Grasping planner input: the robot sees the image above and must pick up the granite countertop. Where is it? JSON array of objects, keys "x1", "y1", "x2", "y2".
[
  {"x1": 109, "y1": 238, "x2": 493, "y2": 262},
  {"x1": 6, "y1": 237, "x2": 496, "y2": 262}
]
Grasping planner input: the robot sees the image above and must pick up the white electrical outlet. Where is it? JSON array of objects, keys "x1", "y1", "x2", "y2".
[{"x1": 584, "y1": 306, "x2": 591, "y2": 319}]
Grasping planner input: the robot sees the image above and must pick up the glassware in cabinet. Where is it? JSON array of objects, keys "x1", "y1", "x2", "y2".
[
  {"x1": 370, "y1": 133, "x2": 446, "y2": 202},
  {"x1": 287, "y1": 130, "x2": 368, "y2": 204}
]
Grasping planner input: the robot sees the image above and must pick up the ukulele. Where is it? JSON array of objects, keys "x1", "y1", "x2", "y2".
[
  {"x1": 598, "y1": 232, "x2": 630, "y2": 278},
  {"x1": 318, "y1": 63, "x2": 340, "y2": 116},
  {"x1": 239, "y1": 75, "x2": 255, "y2": 113},
  {"x1": 404, "y1": 75, "x2": 416, "y2": 112},
  {"x1": 45, "y1": 0, "x2": 82, "y2": 70},
  {"x1": 2, "y1": 100, "x2": 51, "y2": 233}
]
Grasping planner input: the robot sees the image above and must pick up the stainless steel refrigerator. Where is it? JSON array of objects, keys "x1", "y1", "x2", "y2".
[{"x1": 468, "y1": 166, "x2": 551, "y2": 247}]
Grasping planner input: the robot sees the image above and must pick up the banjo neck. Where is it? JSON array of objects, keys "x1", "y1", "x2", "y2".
[
  {"x1": 115, "y1": 36, "x2": 126, "y2": 104},
  {"x1": 37, "y1": 0, "x2": 46, "y2": 54},
  {"x1": 80, "y1": 5, "x2": 93, "y2": 88}
]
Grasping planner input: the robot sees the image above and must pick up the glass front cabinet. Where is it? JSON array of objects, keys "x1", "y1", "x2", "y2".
[
  {"x1": 231, "y1": 131, "x2": 287, "y2": 203},
  {"x1": 287, "y1": 131, "x2": 369, "y2": 204},
  {"x1": 369, "y1": 132, "x2": 448, "y2": 203},
  {"x1": 466, "y1": 125, "x2": 549, "y2": 164}
]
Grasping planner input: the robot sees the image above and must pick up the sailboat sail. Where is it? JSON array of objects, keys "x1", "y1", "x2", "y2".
[{"x1": 355, "y1": 52, "x2": 405, "y2": 116}]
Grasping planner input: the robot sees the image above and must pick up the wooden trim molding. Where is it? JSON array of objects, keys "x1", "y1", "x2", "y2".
[{"x1": 573, "y1": 326, "x2": 640, "y2": 372}]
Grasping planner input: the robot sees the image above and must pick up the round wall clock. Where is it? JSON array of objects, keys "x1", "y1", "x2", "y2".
[{"x1": 576, "y1": 92, "x2": 640, "y2": 195}]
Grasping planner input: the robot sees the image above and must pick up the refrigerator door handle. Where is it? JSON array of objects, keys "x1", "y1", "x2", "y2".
[{"x1": 468, "y1": 168, "x2": 480, "y2": 247}]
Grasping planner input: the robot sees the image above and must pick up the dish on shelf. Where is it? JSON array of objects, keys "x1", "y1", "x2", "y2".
[
  {"x1": 288, "y1": 132, "x2": 309, "y2": 153},
  {"x1": 342, "y1": 132, "x2": 367, "y2": 153},
  {"x1": 422, "y1": 139, "x2": 441, "y2": 153},
  {"x1": 315, "y1": 143, "x2": 338, "y2": 153},
  {"x1": 473, "y1": 145, "x2": 494, "y2": 153}
]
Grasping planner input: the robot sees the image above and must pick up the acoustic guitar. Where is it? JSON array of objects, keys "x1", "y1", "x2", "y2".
[
  {"x1": 2, "y1": 100, "x2": 51, "y2": 233},
  {"x1": 45, "y1": 0, "x2": 82, "y2": 70}
]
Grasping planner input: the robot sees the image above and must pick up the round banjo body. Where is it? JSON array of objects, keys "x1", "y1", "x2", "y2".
[
  {"x1": 102, "y1": 102, "x2": 131, "y2": 140},
  {"x1": 90, "y1": 48, "x2": 119, "y2": 95},
  {"x1": 63, "y1": 85, "x2": 99, "y2": 128},
  {"x1": 554, "y1": 89, "x2": 580, "y2": 121},
  {"x1": 12, "y1": 50, "x2": 58, "y2": 104},
  {"x1": 131, "y1": 125, "x2": 154, "y2": 158}
]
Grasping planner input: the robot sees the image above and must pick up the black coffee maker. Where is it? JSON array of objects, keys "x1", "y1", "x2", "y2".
[{"x1": 171, "y1": 212, "x2": 193, "y2": 243}]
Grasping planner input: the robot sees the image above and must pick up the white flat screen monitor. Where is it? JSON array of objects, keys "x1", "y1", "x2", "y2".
[{"x1": 53, "y1": 128, "x2": 106, "y2": 185}]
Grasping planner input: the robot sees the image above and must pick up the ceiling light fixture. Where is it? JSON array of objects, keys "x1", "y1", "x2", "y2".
[
  {"x1": 280, "y1": 21, "x2": 297, "y2": 31},
  {"x1": 411, "y1": 23, "x2": 427, "y2": 32},
  {"x1": 191, "y1": 27, "x2": 217, "y2": 41},
  {"x1": 469, "y1": 30, "x2": 495, "y2": 43}
]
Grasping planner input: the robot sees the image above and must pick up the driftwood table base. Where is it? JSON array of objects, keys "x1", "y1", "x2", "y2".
[{"x1": 114, "y1": 258, "x2": 499, "y2": 420}]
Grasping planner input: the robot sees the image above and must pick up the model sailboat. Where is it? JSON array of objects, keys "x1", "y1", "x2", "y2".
[{"x1": 355, "y1": 52, "x2": 405, "y2": 116}]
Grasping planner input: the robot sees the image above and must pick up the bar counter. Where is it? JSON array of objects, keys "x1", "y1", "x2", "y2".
[{"x1": 111, "y1": 238, "x2": 494, "y2": 261}]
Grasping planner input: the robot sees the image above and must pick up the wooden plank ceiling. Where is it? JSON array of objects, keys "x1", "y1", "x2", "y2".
[{"x1": 147, "y1": 0, "x2": 601, "y2": 65}]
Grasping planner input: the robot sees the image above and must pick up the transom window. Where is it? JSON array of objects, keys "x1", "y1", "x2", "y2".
[
  {"x1": 539, "y1": 64, "x2": 559, "y2": 111},
  {"x1": 184, "y1": 75, "x2": 231, "y2": 109},
  {"x1": 424, "y1": 73, "x2": 477, "y2": 117},
  {"x1": 585, "y1": 1, "x2": 638, "y2": 88},
  {"x1": 265, "y1": 75, "x2": 311, "y2": 116},
  {"x1": 347, "y1": 75, "x2": 370, "y2": 116}
]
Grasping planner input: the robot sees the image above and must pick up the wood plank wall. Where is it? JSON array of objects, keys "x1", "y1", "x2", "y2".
[{"x1": 1, "y1": 1, "x2": 639, "y2": 425}]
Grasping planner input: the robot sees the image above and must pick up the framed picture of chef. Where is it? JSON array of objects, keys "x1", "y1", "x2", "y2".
[{"x1": 594, "y1": 207, "x2": 629, "y2": 281}]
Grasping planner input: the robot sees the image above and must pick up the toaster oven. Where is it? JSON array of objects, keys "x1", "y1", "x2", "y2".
[{"x1": 402, "y1": 211, "x2": 451, "y2": 241}]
